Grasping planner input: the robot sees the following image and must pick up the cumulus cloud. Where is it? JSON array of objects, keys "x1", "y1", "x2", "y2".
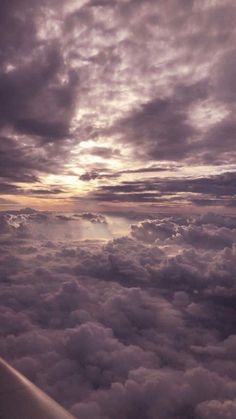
[
  {"x1": 131, "y1": 218, "x2": 236, "y2": 250},
  {"x1": 196, "y1": 399, "x2": 236, "y2": 419},
  {"x1": 0, "y1": 209, "x2": 236, "y2": 417}
]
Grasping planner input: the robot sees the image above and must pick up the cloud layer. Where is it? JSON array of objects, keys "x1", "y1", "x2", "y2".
[
  {"x1": 0, "y1": 209, "x2": 236, "y2": 418},
  {"x1": 0, "y1": 0, "x2": 236, "y2": 211}
]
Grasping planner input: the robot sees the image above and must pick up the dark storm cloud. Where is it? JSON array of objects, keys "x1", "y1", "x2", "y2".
[
  {"x1": 0, "y1": 0, "x2": 235, "y2": 200},
  {"x1": 0, "y1": 0, "x2": 80, "y2": 187},
  {"x1": 79, "y1": 171, "x2": 102, "y2": 181},
  {"x1": 212, "y1": 48, "x2": 236, "y2": 104},
  {"x1": 0, "y1": 183, "x2": 21, "y2": 195},
  {"x1": 0, "y1": 137, "x2": 53, "y2": 183},
  {"x1": 79, "y1": 166, "x2": 172, "y2": 181},
  {"x1": 109, "y1": 86, "x2": 202, "y2": 161},
  {"x1": 202, "y1": 118, "x2": 236, "y2": 164},
  {"x1": 0, "y1": 134, "x2": 74, "y2": 195},
  {"x1": 110, "y1": 78, "x2": 235, "y2": 164},
  {"x1": 122, "y1": 167, "x2": 170, "y2": 175},
  {"x1": 0, "y1": 0, "x2": 37, "y2": 64},
  {"x1": 0, "y1": 209, "x2": 236, "y2": 418},
  {"x1": 91, "y1": 0, "x2": 236, "y2": 165},
  {"x1": 158, "y1": 171, "x2": 236, "y2": 197},
  {"x1": 0, "y1": 0, "x2": 78, "y2": 141},
  {"x1": 89, "y1": 171, "x2": 236, "y2": 205}
]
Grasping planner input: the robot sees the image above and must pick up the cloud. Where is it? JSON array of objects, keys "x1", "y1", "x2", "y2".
[
  {"x1": 0, "y1": 209, "x2": 110, "y2": 241},
  {"x1": 0, "y1": 0, "x2": 235, "y2": 207},
  {"x1": 79, "y1": 171, "x2": 101, "y2": 181},
  {"x1": 196, "y1": 399, "x2": 236, "y2": 419},
  {"x1": 212, "y1": 48, "x2": 236, "y2": 104},
  {"x1": 88, "y1": 171, "x2": 236, "y2": 208},
  {"x1": 110, "y1": 82, "x2": 206, "y2": 162},
  {"x1": 80, "y1": 147, "x2": 121, "y2": 159},
  {"x1": 0, "y1": 209, "x2": 236, "y2": 417},
  {"x1": 72, "y1": 366, "x2": 236, "y2": 419},
  {"x1": 0, "y1": 0, "x2": 78, "y2": 142},
  {"x1": 1, "y1": 0, "x2": 236, "y2": 415},
  {"x1": 0, "y1": 0, "x2": 80, "y2": 194},
  {"x1": 79, "y1": 212, "x2": 108, "y2": 224},
  {"x1": 79, "y1": 166, "x2": 170, "y2": 182}
]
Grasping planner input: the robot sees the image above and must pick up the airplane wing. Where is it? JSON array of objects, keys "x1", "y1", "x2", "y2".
[{"x1": 0, "y1": 357, "x2": 76, "y2": 419}]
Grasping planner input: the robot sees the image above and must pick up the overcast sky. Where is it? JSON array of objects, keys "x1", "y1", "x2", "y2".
[
  {"x1": 1, "y1": 4, "x2": 236, "y2": 417},
  {"x1": 1, "y1": 0, "x2": 236, "y2": 213}
]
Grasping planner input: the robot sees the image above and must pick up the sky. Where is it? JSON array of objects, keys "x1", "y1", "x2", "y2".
[
  {"x1": 1, "y1": 2, "x2": 236, "y2": 419},
  {"x1": 0, "y1": 0, "x2": 236, "y2": 214}
]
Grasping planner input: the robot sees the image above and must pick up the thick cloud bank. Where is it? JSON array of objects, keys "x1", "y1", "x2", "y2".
[{"x1": 0, "y1": 209, "x2": 236, "y2": 419}]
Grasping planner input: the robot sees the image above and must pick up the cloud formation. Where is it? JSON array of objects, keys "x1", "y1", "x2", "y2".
[
  {"x1": 0, "y1": 0, "x2": 235, "y2": 211},
  {"x1": 1, "y1": 3, "x2": 236, "y2": 417},
  {"x1": 88, "y1": 171, "x2": 236, "y2": 209},
  {"x1": 0, "y1": 208, "x2": 236, "y2": 418}
]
